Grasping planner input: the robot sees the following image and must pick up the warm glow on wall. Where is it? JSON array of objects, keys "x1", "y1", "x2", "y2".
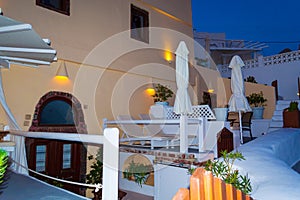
[
  {"x1": 53, "y1": 76, "x2": 70, "y2": 84},
  {"x1": 146, "y1": 88, "x2": 155, "y2": 96},
  {"x1": 208, "y1": 89, "x2": 214, "y2": 93},
  {"x1": 164, "y1": 51, "x2": 173, "y2": 63}
]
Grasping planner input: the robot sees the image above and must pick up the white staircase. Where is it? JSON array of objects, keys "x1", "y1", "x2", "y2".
[{"x1": 268, "y1": 100, "x2": 300, "y2": 132}]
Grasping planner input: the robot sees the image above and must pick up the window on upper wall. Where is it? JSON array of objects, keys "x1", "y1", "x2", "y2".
[
  {"x1": 36, "y1": 0, "x2": 70, "y2": 16},
  {"x1": 130, "y1": 4, "x2": 149, "y2": 43}
]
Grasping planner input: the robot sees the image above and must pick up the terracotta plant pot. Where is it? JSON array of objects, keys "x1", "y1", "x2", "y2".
[{"x1": 283, "y1": 109, "x2": 300, "y2": 128}]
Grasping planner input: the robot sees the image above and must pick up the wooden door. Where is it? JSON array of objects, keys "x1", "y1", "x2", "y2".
[
  {"x1": 27, "y1": 91, "x2": 87, "y2": 195},
  {"x1": 26, "y1": 138, "x2": 83, "y2": 194}
]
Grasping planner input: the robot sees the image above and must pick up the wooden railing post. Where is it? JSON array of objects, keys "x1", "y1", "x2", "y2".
[
  {"x1": 173, "y1": 167, "x2": 254, "y2": 200},
  {"x1": 172, "y1": 188, "x2": 190, "y2": 200},
  {"x1": 190, "y1": 167, "x2": 205, "y2": 200},
  {"x1": 213, "y1": 177, "x2": 226, "y2": 200}
]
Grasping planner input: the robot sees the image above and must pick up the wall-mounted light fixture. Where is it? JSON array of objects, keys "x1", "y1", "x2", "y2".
[
  {"x1": 164, "y1": 50, "x2": 173, "y2": 64},
  {"x1": 56, "y1": 61, "x2": 69, "y2": 80},
  {"x1": 145, "y1": 78, "x2": 155, "y2": 96},
  {"x1": 208, "y1": 89, "x2": 214, "y2": 94},
  {"x1": 146, "y1": 87, "x2": 155, "y2": 96}
]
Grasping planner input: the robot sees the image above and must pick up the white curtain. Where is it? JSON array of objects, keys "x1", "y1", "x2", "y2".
[{"x1": 0, "y1": 70, "x2": 28, "y2": 174}]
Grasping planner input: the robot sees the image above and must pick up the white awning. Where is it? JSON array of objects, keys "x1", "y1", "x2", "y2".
[{"x1": 0, "y1": 15, "x2": 57, "y2": 68}]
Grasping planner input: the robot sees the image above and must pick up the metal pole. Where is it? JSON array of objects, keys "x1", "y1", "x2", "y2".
[{"x1": 239, "y1": 110, "x2": 243, "y2": 144}]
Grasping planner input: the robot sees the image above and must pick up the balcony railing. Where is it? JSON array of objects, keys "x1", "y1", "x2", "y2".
[
  {"x1": 218, "y1": 50, "x2": 300, "y2": 73},
  {"x1": 7, "y1": 128, "x2": 119, "y2": 200}
]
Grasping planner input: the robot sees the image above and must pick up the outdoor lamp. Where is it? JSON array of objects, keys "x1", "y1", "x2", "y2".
[
  {"x1": 146, "y1": 88, "x2": 155, "y2": 96},
  {"x1": 164, "y1": 50, "x2": 173, "y2": 64},
  {"x1": 56, "y1": 61, "x2": 69, "y2": 80},
  {"x1": 208, "y1": 89, "x2": 214, "y2": 93}
]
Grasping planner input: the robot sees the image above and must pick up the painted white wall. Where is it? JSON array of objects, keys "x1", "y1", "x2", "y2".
[
  {"x1": 242, "y1": 62, "x2": 300, "y2": 100},
  {"x1": 219, "y1": 52, "x2": 300, "y2": 100}
]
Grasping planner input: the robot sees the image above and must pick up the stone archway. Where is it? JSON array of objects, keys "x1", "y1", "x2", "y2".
[{"x1": 27, "y1": 91, "x2": 87, "y2": 195}]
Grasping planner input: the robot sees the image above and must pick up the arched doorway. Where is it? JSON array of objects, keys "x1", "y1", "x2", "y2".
[{"x1": 26, "y1": 91, "x2": 87, "y2": 195}]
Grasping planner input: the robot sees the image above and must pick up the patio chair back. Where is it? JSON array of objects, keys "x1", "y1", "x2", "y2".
[
  {"x1": 242, "y1": 111, "x2": 253, "y2": 139},
  {"x1": 117, "y1": 115, "x2": 145, "y2": 138}
]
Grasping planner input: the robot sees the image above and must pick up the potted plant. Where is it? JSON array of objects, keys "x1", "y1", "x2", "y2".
[
  {"x1": 246, "y1": 91, "x2": 267, "y2": 119},
  {"x1": 151, "y1": 83, "x2": 174, "y2": 106},
  {"x1": 244, "y1": 76, "x2": 257, "y2": 83},
  {"x1": 86, "y1": 149, "x2": 103, "y2": 200},
  {"x1": 123, "y1": 160, "x2": 153, "y2": 187},
  {"x1": 204, "y1": 150, "x2": 252, "y2": 195},
  {"x1": 283, "y1": 101, "x2": 300, "y2": 128}
]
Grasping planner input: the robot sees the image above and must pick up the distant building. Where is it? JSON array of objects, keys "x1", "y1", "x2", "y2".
[{"x1": 193, "y1": 31, "x2": 267, "y2": 65}]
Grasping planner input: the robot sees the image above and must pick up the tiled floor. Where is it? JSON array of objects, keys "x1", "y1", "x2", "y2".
[{"x1": 122, "y1": 190, "x2": 153, "y2": 200}]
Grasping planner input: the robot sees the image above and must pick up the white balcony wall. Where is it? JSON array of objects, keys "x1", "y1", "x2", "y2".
[{"x1": 218, "y1": 51, "x2": 300, "y2": 100}]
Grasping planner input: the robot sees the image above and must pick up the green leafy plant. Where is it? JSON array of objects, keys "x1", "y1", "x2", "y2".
[
  {"x1": 123, "y1": 161, "x2": 153, "y2": 187},
  {"x1": 0, "y1": 149, "x2": 8, "y2": 185},
  {"x1": 247, "y1": 91, "x2": 267, "y2": 107},
  {"x1": 152, "y1": 83, "x2": 174, "y2": 103},
  {"x1": 245, "y1": 76, "x2": 257, "y2": 83},
  {"x1": 204, "y1": 150, "x2": 252, "y2": 194},
  {"x1": 86, "y1": 148, "x2": 103, "y2": 200},
  {"x1": 87, "y1": 150, "x2": 103, "y2": 185},
  {"x1": 187, "y1": 165, "x2": 197, "y2": 175},
  {"x1": 288, "y1": 101, "x2": 299, "y2": 112}
]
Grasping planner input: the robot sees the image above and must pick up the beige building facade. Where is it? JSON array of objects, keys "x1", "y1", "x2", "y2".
[{"x1": 0, "y1": 0, "x2": 198, "y2": 133}]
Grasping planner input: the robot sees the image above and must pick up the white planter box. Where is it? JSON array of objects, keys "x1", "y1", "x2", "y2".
[{"x1": 154, "y1": 164, "x2": 190, "y2": 200}]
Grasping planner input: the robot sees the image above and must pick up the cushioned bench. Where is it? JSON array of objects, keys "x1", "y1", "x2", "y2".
[{"x1": 233, "y1": 128, "x2": 300, "y2": 200}]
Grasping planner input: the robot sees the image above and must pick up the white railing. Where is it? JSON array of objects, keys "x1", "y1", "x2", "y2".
[
  {"x1": 103, "y1": 118, "x2": 206, "y2": 153},
  {"x1": 263, "y1": 50, "x2": 300, "y2": 66},
  {"x1": 9, "y1": 128, "x2": 119, "y2": 200},
  {"x1": 164, "y1": 105, "x2": 216, "y2": 120},
  {"x1": 218, "y1": 50, "x2": 300, "y2": 73}
]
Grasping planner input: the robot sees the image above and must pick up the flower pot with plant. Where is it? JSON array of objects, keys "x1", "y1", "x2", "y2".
[
  {"x1": 151, "y1": 83, "x2": 174, "y2": 106},
  {"x1": 246, "y1": 91, "x2": 267, "y2": 119},
  {"x1": 283, "y1": 101, "x2": 300, "y2": 128}
]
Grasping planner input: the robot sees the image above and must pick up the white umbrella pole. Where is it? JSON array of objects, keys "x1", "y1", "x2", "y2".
[
  {"x1": 180, "y1": 115, "x2": 188, "y2": 153},
  {"x1": 239, "y1": 110, "x2": 243, "y2": 144}
]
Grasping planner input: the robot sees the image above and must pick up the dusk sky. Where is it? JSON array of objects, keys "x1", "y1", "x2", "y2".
[{"x1": 191, "y1": 0, "x2": 300, "y2": 56}]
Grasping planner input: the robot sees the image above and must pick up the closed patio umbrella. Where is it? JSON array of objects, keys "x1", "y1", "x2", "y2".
[
  {"x1": 0, "y1": 15, "x2": 56, "y2": 67},
  {"x1": 174, "y1": 41, "x2": 192, "y2": 153},
  {"x1": 228, "y1": 55, "x2": 251, "y2": 144},
  {"x1": 0, "y1": 15, "x2": 57, "y2": 174}
]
